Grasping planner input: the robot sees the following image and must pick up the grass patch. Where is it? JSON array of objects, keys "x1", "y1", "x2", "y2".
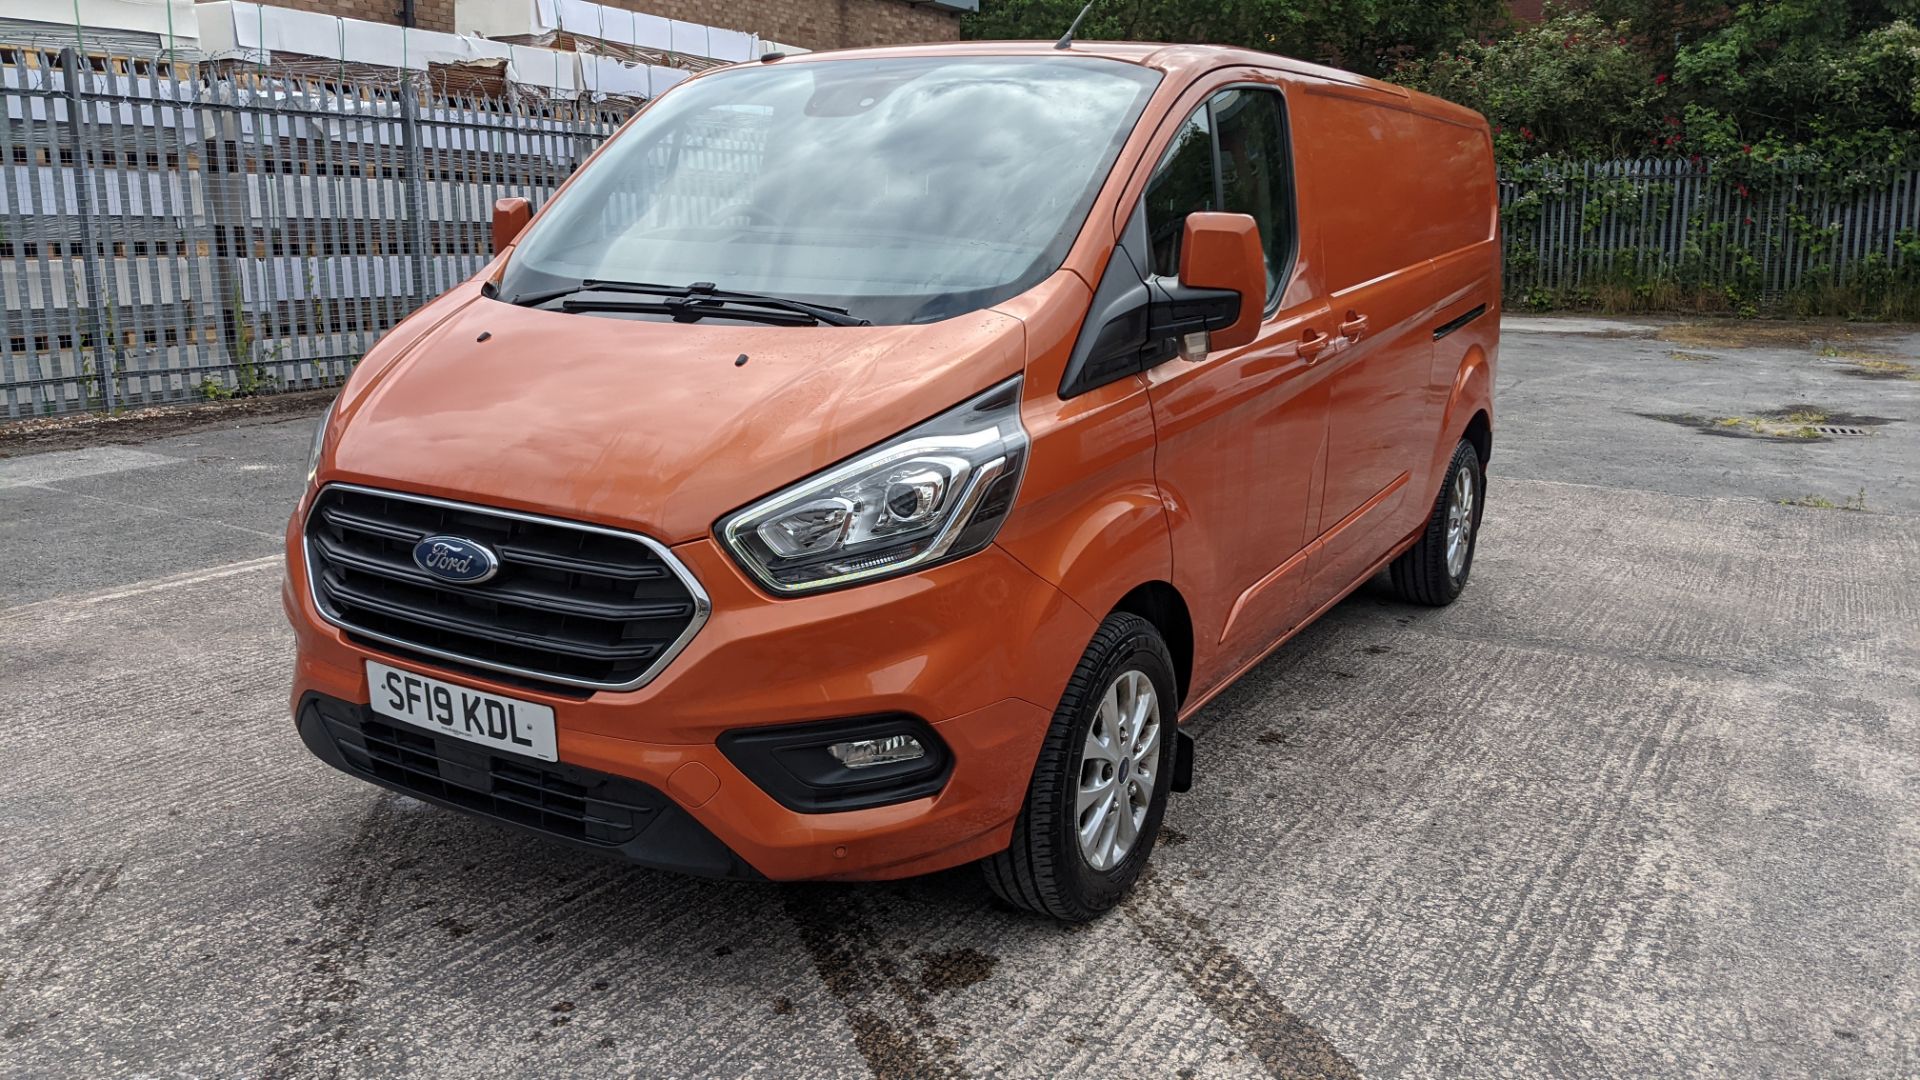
[
  {"x1": 1657, "y1": 321, "x2": 1899, "y2": 350},
  {"x1": 1714, "y1": 408, "x2": 1830, "y2": 439},
  {"x1": 1816, "y1": 342, "x2": 1903, "y2": 360},
  {"x1": 1840, "y1": 357, "x2": 1920, "y2": 381},
  {"x1": 1780, "y1": 490, "x2": 1869, "y2": 512},
  {"x1": 1668, "y1": 349, "x2": 1716, "y2": 363}
]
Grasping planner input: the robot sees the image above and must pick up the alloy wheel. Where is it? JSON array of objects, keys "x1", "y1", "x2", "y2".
[
  {"x1": 1076, "y1": 669, "x2": 1161, "y2": 872},
  {"x1": 1445, "y1": 464, "x2": 1476, "y2": 580}
]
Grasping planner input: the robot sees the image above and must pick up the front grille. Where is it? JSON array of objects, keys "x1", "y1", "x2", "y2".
[
  {"x1": 319, "y1": 708, "x2": 669, "y2": 846},
  {"x1": 304, "y1": 485, "x2": 708, "y2": 691}
]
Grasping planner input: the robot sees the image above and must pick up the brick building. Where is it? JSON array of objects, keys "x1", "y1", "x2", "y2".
[{"x1": 253, "y1": 0, "x2": 970, "y2": 51}]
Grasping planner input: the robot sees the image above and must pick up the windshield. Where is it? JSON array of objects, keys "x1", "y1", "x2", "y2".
[{"x1": 496, "y1": 55, "x2": 1162, "y2": 326}]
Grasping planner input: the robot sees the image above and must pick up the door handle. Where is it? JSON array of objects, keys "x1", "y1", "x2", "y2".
[
  {"x1": 1297, "y1": 328, "x2": 1331, "y2": 363},
  {"x1": 1339, "y1": 310, "x2": 1370, "y2": 340}
]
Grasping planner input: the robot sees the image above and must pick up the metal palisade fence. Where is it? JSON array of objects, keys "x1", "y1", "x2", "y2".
[
  {"x1": 1, "y1": 45, "x2": 630, "y2": 418},
  {"x1": 5, "y1": 48, "x2": 1920, "y2": 418},
  {"x1": 1499, "y1": 157, "x2": 1920, "y2": 313}
]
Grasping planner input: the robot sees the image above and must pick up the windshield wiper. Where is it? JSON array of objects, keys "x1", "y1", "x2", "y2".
[
  {"x1": 509, "y1": 279, "x2": 870, "y2": 327},
  {"x1": 554, "y1": 297, "x2": 822, "y2": 328}
]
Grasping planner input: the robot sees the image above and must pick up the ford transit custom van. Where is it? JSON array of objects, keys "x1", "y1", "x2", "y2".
[{"x1": 286, "y1": 41, "x2": 1498, "y2": 921}]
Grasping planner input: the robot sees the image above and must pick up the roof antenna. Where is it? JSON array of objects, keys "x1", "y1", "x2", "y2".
[{"x1": 1054, "y1": 0, "x2": 1101, "y2": 49}]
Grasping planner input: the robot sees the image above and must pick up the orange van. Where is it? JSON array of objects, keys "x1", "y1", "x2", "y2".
[{"x1": 285, "y1": 40, "x2": 1497, "y2": 921}]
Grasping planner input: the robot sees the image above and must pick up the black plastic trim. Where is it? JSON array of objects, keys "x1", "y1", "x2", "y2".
[
  {"x1": 1146, "y1": 277, "x2": 1241, "y2": 358},
  {"x1": 316, "y1": 571, "x2": 668, "y2": 662},
  {"x1": 295, "y1": 692, "x2": 762, "y2": 880},
  {"x1": 1433, "y1": 303, "x2": 1488, "y2": 341},
  {"x1": 717, "y1": 714, "x2": 953, "y2": 814},
  {"x1": 309, "y1": 532, "x2": 684, "y2": 619},
  {"x1": 1060, "y1": 201, "x2": 1155, "y2": 399},
  {"x1": 1060, "y1": 250, "x2": 1152, "y2": 398}
]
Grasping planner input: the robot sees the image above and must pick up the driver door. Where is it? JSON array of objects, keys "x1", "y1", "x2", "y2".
[{"x1": 1139, "y1": 78, "x2": 1339, "y2": 691}]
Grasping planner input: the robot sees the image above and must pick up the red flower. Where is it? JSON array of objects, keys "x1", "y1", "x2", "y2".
[
  {"x1": 1520, "y1": 126, "x2": 1534, "y2": 142},
  {"x1": 1666, "y1": 115, "x2": 1682, "y2": 128},
  {"x1": 1689, "y1": 153, "x2": 1703, "y2": 164},
  {"x1": 1655, "y1": 73, "x2": 1670, "y2": 85},
  {"x1": 1744, "y1": 216, "x2": 1754, "y2": 225},
  {"x1": 1736, "y1": 184, "x2": 1749, "y2": 198},
  {"x1": 1742, "y1": 144, "x2": 1753, "y2": 154}
]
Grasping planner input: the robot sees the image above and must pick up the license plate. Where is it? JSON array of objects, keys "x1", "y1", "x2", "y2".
[{"x1": 365, "y1": 660, "x2": 557, "y2": 762}]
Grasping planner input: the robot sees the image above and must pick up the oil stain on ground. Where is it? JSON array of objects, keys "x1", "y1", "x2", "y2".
[
  {"x1": 916, "y1": 947, "x2": 997, "y2": 996},
  {"x1": 1124, "y1": 871, "x2": 1362, "y2": 1080},
  {"x1": 257, "y1": 793, "x2": 418, "y2": 1080},
  {"x1": 0, "y1": 864, "x2": 123, "y2": 995},
  {"x1": 782, "y1": 887, "x2": 971, "y2": 1080}
]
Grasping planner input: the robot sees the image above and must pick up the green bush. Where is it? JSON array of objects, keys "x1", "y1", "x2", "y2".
[
  {"x1": 1393, "y1": 3, "x2": 1920, "y2": 174},
  {"x1": 1394, "y1": 11, "x2": 1668, "y2": 166}
]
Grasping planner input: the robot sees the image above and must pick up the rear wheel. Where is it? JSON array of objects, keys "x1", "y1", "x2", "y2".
[
  {"x1": 1389, "y1": 438, "x2": 1483, "y2": 606},
  {"x1": 983, "y1": 613, "x2": 1178, "y2": 922}
]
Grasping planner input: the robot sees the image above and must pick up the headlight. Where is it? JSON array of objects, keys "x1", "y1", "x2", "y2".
[
  {"x1": 719, "y1": 378, "x2": 1029, "y2": 593},
  {"x1": 306, "y1": 401, "x2": 334, "y2": 485}
]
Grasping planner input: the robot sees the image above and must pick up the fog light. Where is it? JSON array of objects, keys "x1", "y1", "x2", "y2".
[
  {"x1": 828, "y1": 734, "x2": 926, "y2": 769},
  {"x1": 718, "y1": 714, "x2": 951, "y2": 813}
]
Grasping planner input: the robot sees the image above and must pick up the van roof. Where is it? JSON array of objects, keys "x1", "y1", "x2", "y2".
[{"x1": 762, "y1": 39, "x2": 1482, "y2": 128}]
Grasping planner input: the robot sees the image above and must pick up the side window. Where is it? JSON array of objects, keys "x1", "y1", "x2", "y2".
[
  {"x1": 1142, "y1": 108, "x2": 1214, "y2": 277},
  {"x1": 1141, "y1": 86, "x2": 1294, "y2": 301},
  {"x1": 1211, "y1": 89, "x2": 1291, "y2": 300}
]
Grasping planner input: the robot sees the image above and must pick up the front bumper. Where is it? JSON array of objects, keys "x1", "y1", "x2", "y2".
[
  {"x1": 284, "y1": 506, "x2": 1093, "y2": 881},
  {"x1": 298, "y1": 692, "x2": 762, "y2": 879}
]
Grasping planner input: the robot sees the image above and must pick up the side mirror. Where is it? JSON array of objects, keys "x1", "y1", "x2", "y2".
[
  {"x1": 1057, "y1": 208, "x2": 1269, "y2": 399},
  {"x1": 491, "y1": 197, "x2": 532, "y2": 254},
  {"x1": 1174, "y1": 211, "x2": 1266, "y2": 352}
]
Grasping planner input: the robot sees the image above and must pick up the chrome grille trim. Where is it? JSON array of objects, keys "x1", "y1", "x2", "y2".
[{"x1": 301, "y1": 483, "x2": 711, "y2": 693}]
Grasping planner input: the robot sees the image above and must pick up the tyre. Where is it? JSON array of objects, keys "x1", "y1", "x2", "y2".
[
  {"x1": 983, "y1": 612, "x2": 1178, "y2": 922},
  {"x1": 1389, "y1": 437, "x2": 1483, "y2": 606}
]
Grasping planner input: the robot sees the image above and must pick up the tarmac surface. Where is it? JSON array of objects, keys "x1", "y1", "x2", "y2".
[{"x1": 2, "y1": 315, "x2": 1916, "y2": 1078}]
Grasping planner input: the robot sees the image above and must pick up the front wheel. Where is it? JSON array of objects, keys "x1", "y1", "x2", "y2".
[
  {"x1": 983, "y1": 613, "x2": 1178, "y2": 922},
  {"x1": 1389, "y1": 438, "x2": 1483, "y2": 606}
]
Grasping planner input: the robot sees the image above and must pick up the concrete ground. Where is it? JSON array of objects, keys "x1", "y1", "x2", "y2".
[{"x1": 1, "y1": 315, "x2": 1916, "y2": 1079}]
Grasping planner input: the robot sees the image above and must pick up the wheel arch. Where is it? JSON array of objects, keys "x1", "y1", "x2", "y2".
[
  {"x1": 1463, "y1": 407, "x2": 1492, "y2": 467},
  {"x1": 1109, "y1": 581, "x2": 1194, "y2": 708},
  {"x1": 1435, "y1": 342, "x2": 1494, "y2": 482}
]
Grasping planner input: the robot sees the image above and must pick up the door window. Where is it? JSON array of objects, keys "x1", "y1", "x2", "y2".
[
  {"x1": 1142, "y1": 109, "x2": 1214, "y2": 277},
  {"x1": 1211, "y1": 89, "x2": 1291, "y2": 299},
  {"x1": 1142, "y1": 86, "x2": 1294, "y2": 301}
]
